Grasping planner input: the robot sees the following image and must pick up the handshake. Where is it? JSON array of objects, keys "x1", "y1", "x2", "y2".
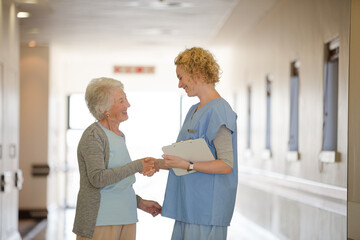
[
  {"x1": 139, "y1": 155, "x2": 187, "y2": 176},
  {"x1": 139, "y1": 157, "x2": 162, "y2": 177}
]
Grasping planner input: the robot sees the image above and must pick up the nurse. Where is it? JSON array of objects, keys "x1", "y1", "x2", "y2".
[{"x1": 159, "y1": 47, "x2": 238, "y2": 240}]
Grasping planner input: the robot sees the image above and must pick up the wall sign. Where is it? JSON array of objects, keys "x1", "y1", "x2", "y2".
[{"x1": 114, "y1": 65, "x2": 155, "y2": 74}]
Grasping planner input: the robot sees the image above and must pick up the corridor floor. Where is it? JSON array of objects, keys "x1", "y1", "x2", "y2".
[{"x1": 21, "y1": 207, "x2": 279, "y2": 240}]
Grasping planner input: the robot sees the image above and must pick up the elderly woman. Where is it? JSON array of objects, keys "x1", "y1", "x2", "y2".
[
  {"x1": 73, "y1": 77, "x2": 161, "y2": 240},
  {"x1": 158, "y1": 47, "x2": 238, "y2": 240}
]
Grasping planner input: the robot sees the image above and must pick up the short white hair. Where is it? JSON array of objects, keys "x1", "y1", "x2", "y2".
[{"x1": 85, "y1": 77, "x2": 124, "y2": 120}]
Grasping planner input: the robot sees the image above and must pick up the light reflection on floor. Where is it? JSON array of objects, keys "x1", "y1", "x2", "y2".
[
  {"x1": 25, "y1": 206, "x2": 279, "y2": 240},
  {"x1": 22, "y1": 169, "x2": 279, "y2": 240}
]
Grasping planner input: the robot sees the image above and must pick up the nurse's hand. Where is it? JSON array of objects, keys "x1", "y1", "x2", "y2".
[
  {"x1": 140, "y1": 157, "x2": 155, "y2": 176},
  {"x1": 162, "y1": 154, "x2": 189, "y2": 170}
]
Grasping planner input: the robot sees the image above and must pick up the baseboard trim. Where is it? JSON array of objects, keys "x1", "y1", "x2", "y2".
[
  {"x1": 19, "y1": 209, "x2": 48, "y2": 219},
  {"x1": 348, "y1": 201, "x2": 360, "y2": 239}
]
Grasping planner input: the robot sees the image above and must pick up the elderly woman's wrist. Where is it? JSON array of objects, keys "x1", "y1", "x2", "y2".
[
  {"x1": 132, "y1": 159, "x2": 144, "y2": 172},
  {"x1": 136, "y1": 195, "x2": 142, "y2": 206}
]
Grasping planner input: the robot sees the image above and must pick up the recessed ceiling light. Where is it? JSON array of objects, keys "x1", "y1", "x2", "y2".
[
  {"x1": 15, "y1": 0, "x2": 39, "y2": 4},
  {"x1": 132, "y1": 28, "x2": 174, "y2": 36},
  {"x1": 17, "y1": 12, "x2": 30, "y2": 18},
  {"x1": 125, "y1": 1, "x2": 193, "y2": 9}
]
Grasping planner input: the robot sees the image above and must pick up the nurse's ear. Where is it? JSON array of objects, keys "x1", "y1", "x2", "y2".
[{"x1": 193, "y1": 73, "x2": 207, "y2": 85}]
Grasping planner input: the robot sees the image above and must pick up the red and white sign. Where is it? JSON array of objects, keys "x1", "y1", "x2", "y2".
[{"x1": 114, "y1": 65, "x2": 155, "y2": 74}]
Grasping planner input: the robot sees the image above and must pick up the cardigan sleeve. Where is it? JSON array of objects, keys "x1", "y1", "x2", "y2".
[
  {"x1": 79, "y1": 128, "x2": 143, "y2": 188},
  {"x1": 136, "y1": 195, "x2": 142, "y2": 206}
]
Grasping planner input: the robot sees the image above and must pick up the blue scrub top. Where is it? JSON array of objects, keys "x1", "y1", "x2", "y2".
[{"x1": 162, "y1": 98, "x2": 238, "y2": 227}]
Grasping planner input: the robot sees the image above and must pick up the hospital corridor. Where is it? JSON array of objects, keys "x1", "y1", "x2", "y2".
[{"x1": 1, "y1": 0, "x2": 360, "y2": 239}]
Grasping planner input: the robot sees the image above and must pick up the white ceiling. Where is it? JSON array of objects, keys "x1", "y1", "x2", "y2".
[{"x1": 16, "y1": 0, "x2": 276, "y2": 48}]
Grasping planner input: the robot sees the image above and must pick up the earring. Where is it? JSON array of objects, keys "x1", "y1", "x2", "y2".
[{"x1": 106, "y1": 113, "x2": 110, "y2": 118}]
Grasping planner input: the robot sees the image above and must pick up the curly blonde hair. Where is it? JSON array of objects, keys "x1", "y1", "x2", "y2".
[{"x1": 174, "y1": 47, "x2": 221, "y2": 84}]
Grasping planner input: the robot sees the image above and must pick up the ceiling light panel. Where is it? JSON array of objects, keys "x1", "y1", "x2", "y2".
[{"x1": 17, "y1": 12, "x2": 30, "y2": 18}]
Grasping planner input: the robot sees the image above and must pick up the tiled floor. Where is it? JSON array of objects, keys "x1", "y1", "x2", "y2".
[{"x1": 21, "y1": 207, "x2": 279, "y2": 240}]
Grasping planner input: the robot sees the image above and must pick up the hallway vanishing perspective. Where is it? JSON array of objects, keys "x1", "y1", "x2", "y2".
[
  {"x1": 19, "y1": 207, "x2": 280, "y2": 240},
  {"x1": 1, "y1": 0, "x2": 360, "y2": 239}
]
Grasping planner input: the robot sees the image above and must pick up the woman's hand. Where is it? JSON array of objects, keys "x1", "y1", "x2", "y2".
[
  {"x1": 162, "y1": 154, "x2": 189, "y2": 169},
  {"x1": 140, "y1": 157, "x2": 155, "y2": 176},
  {"x1": 138, "y1": 199, "x2": 162, "y2": 217}
]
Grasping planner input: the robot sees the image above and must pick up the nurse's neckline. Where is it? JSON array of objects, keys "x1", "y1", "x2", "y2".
[{"x1": 196, "y1": 97, "x2": 222, "y2": 112}]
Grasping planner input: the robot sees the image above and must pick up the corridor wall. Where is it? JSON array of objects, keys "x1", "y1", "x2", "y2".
[
  {"x1": 0, "y1": 0, "x2": 21, "y2": 239},
  {"x1": 19, "y1": 46, "x2": 50, "y2": 214},
  {"x1": 215, "y1": 0, "x2": 350, "y2": 238}
]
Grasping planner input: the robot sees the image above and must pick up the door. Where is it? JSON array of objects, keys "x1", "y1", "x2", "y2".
[{"x1": 0, "y1": 65, "x2": 22, "y2": 240}]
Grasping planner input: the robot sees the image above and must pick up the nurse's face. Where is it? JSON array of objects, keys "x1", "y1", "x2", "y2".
[
  {"x1": 107, "y1": 88, "x2": 130, "y2": 123},
  {"x1": 176, "y1": 66, "x2": 199, "y2": 97}
]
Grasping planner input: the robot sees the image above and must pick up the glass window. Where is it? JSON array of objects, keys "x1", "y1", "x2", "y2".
[
  {"x1": 67, "y1": 94, "x2": 95, "y2": 129},
  {"x1": 323, "y1": 38, "x2": 339, "y2": 151},
  {"x1": 265, "y1": 76, "x2": 272, "y2": 150},
  {"x1": 247, "y1": 86, "x2": 252, "y2": 150},
  {"x1": 289, "y1": 60, "x2": 300, "y2": 151},
  {"x1": 66, "y1": 94, "x2": 94, "y2": 206}
]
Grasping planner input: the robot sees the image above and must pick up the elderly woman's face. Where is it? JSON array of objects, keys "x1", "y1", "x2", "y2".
[{"x1": 108, "y1": 88, "x2": 130, "y2": 123}]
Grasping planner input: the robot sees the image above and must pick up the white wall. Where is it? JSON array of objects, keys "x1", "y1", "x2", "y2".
[
  {"x1": 217, "y1": 0, "x2": 349, "y2": 238},
  {"x1": 50, "y1": 45, "x2": 233, "y2": 94},
  {"x1": 19, "y1": 46, "x2": 49, "y2": 210}
]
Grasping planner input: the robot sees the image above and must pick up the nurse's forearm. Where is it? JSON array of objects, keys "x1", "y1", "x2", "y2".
[{"x1": 192, "y1": 160, "x2": 232, "y2": 174}]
